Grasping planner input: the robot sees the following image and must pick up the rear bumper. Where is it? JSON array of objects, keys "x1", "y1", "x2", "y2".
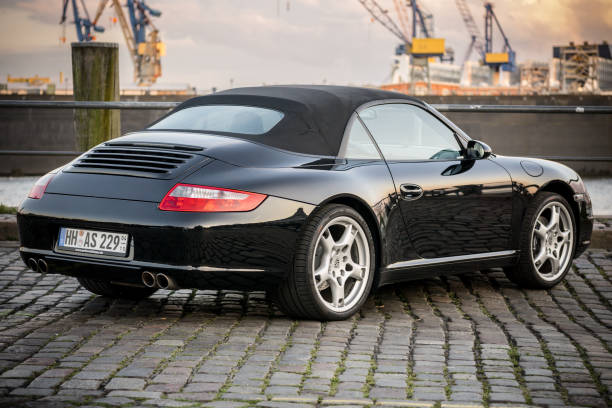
[
  {"x1": 19, "y1": 248, "x2": 284, "y2": 289},
  {"x1": 18, "y1": 193, "x2": 314, "y2": 289}
]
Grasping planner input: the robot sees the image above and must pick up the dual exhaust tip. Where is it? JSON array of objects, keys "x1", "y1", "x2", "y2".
[
  {"x1": 27, "y1": 258, "x2": 48, "y2": 274},
  {"x1": 141, "y1": 271, "x2": 178, "y2": 290},
  {"x1": 27, "y1": 258, "x2": 176, "y2": 291}
]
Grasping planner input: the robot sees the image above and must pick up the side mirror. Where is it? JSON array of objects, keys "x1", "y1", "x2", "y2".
[{"x1": 466, "y1": 140, "x2": 492, "y2": 160}]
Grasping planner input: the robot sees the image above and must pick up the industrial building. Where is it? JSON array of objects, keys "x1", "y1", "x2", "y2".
[
  {"x1": 551, "y1": 42, "x2": 612, "y2": 93},
  {"x1": 360, "y1": 1, "x2": 611, "y2": 96}
]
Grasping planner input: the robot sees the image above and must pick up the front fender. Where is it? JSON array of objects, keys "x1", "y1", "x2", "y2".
[{"x1": 492, "y1": 155, "x2": 593, "y2": 256}]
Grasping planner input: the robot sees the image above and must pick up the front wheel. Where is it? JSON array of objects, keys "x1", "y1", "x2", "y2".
[
  {"x1": 274, "y1": 204, "x2": 376, "y2": 320},
  {"x1": 504, "y1": 192, "x2": 575, "y2": 288}
]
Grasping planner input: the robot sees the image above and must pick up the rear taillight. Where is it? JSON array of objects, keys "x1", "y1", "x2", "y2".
[
  {"x1": 28, "y1": 173, "x2": 55, "y2": 199},
  {"x1": 159, "y1": 184, "x2": 267, "y2": 212}
]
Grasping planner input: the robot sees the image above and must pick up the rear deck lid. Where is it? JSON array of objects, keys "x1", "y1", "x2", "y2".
[
  {"x1": 109, "y1": 131, "x2": 335, "y2": 168},
  {"x1": 65, "y1": 141, "x2": 207, "y2": 179},
  {"x1": 46, "y1": 141, "x2": 211, "y2": 202}
]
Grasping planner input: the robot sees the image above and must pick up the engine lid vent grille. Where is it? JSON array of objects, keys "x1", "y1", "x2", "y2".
[{"x1": 67, "y1": 144, "x2": 205, "y2": 179}]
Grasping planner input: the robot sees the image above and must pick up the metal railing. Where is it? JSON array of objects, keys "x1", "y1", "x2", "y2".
[
  {"x1": 2, "y1": 99, "x2": 612, "y2": 113},
  {"x1": 433, "y1": 104, "x2": 612, "y2": 114},
  {"x1": 1, "y1": 100, "x2": 611, "y2": 161},
  {"x1": 0, "y1": 100, "x2": 179, "y2": 110}
]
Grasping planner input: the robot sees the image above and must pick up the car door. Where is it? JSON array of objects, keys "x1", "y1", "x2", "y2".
[{"x1": 358, "y1": 102, "x2": 513, "y2": 260}]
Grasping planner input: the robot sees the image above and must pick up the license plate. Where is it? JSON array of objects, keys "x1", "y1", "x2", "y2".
[{"x1": 57, "y1": 227, "x2": 129, "y2": 257}]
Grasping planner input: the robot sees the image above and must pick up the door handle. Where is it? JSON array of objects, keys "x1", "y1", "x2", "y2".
[{"x1": 400, "y1": 184, "x2": 423, "y2": 201}]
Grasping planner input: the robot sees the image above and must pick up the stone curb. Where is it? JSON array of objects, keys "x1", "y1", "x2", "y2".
[
  {"x1": 0, "y1": 214, "x2": 17, "y2": 241},
  {"x1": 592, "y1": 218, "x2": 612, "y2": 249}
]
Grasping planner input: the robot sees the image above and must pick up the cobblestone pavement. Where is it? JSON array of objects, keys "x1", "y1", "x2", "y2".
[{"x1": 0, "y1": 245, "x2": 610, "y2": 408}]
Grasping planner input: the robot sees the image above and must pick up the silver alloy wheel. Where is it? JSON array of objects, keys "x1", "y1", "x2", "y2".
[
  {"x1": 530, "y1": 201, "x2": 574, "y2": 282},
  {"x1": 312, "y1": 216, "x2": 370, "y2": 313}
]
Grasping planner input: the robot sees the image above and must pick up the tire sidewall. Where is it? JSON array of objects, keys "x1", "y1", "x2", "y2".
[
  {"x1": 303, "y1": 206, "x2": 376, "y2": 320},
  {"x1": 524, "y1": 193, "x2": 576, "y2": 287}
]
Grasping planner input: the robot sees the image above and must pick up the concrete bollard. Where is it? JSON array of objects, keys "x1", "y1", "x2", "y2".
[{"x1": 71, "y1": 42, "x2": 120, "y2": 151}]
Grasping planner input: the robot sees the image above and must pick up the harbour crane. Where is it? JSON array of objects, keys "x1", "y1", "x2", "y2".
[
  {"x1": 384, "y1": 1, "x2": 439, "y2": 56},
  {"x1": 406, "y1": 0, "x2": 433, "y2": 39},
  {"x1": 357, "y1": 0, "x2": 449, "y2": 93},
  {"x1": 454, "y1": 0, "x2": 515, "y2": 72},
  {"x1": 92, "y1": 0, "x2": 165, "y2": 87},
  {"x1": 60, "y1": 0, "x2": 165, "y2": 87},
  {"x1": 60, "y1": 0, "x2": 105, "y2": 42},
  {"x1": 454, "y1": 0, "x2": 485, "y2": 65},
  {"x1": 401, "y1": 0, "x2": 453, "y2": 62},
  {"x1": 358, "y1": 0, "x2": 409, "y2": 46},
  {"x1": 392, "y1": 0, "x2": 411, "y2": 45},
  {"x1": 483, "y1": 2, "x2": 515, "y2": 71}
]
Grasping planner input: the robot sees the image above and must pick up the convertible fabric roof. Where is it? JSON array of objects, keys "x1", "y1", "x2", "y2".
[{"x1": 169, "y1": 85, "x2": 422, "y2": 156}]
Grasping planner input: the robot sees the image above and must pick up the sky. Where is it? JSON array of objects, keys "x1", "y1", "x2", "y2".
[{"x1": 0, "y1": 0, "x2": 610, "y2": 93}]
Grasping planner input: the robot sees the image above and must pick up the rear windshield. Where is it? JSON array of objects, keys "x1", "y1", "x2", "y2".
[{"x1": 149, "y1": 105, "x2": 284, "y2": 135}]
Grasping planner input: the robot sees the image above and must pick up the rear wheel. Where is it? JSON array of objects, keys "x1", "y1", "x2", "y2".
[
  {"x1": 504, "y1": 192, "x2": 575, "y2": 288},
  {"x1": 274, "y1": 204, "x2": 375, "y2": 320},
  {"x1": 77, "y1": 277, "x2": 157, "y2": 300}
]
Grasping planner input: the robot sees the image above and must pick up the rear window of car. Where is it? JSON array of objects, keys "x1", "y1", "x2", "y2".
[{"x1": 149, "y1": 105, "x2": 285, "y2": 135}]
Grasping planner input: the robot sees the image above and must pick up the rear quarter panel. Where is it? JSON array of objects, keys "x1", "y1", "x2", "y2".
[{"x1": 181, "y1": 159, "x2": 406, "y2": 267}]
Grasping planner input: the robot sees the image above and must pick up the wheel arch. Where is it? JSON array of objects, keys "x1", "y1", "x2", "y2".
[
  {"x1": 318, "y1": 194, "x2": 383, "y2": 279},
  {"x1": 538, "y1": 180, "x2": 580, "y2": 248}
]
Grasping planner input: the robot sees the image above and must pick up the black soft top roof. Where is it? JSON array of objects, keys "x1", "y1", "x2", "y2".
[{"x1": 172, "y1": 85, "x2": 422, "y2": 156}]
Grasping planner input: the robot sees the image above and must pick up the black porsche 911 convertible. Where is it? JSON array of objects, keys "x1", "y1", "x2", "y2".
[{"x1": 17, "y1": 85, "x2": 593, "y2": 320}]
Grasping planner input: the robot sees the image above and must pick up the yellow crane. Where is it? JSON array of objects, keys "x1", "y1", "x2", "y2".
[
  {"x1": 7, "y1": 75, "x2": 52, "y2": 87},
  {"x1": 60, "y1": 0, "x2": 164, "y2": 86},
  {"x1": 92, "y1": 0, "x2": 165, "y2": 87},
  {"x1": 357, "y1": 0, "x2": 450, "y2": 94}
]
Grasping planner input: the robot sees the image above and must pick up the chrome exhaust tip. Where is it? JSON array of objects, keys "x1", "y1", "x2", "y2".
[
  {"x1": 27, "y1": 258, "x2": 38, "y2": 272},
  {"x1": 141, "y1": 271, "x2": 156, "y2": 288},
  {"x1": 37, "y1": 259, "x2": 48, "y2": 274},
  {"x1": 155, "y1": 273, "x2": 178, "y2": 290}
]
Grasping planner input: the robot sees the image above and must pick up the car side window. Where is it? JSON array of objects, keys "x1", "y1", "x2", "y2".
[
  {"x1": 358, "y1": 104, "x2": 462, "y2": 161},
  {"x1": 342, "y1": 117, "x2": 381, "y2": 160}
]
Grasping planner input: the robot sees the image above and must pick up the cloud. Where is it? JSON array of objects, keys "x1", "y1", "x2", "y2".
[
  {"x1": 0, "y1": 0, "x2": 610, "y2": 90},
  {"x1": 0, "y1": 0, "x2": 67, "y2": 25}
]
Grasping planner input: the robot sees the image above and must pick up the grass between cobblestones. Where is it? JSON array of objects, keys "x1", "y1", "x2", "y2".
[
  {"x1": 422, "y1": 287, "x2": 454, "y2": 401},
  {"x1": 329, "y1": 315, "x2": 359, "y2": 396},
  {"x1": 461, "y1": 277, "x2": 533, "y2": 406},
  {"x1": 521, "y1": 288, "x2": 611, "y2": 406},
  {"x1": 578, "y1": 258, "x2": 612, "y2": 310},
  {"x1": 444, "y1": 285, "x2": 494, "y2": 407},
  {"x1": 297, "y1": 323, "x2": 324, "y2": 393},
  {"x1": 0, "y1": 247, "x2": 609, "y2": 407},
  {"x1": 260, "y1": 320, "x2": 296, "y2": 397},
  {"x1": 394, "y1": 287, "x2": 418, "y2": 400},
  {"x1": 486, "y1": 274, "x2": 571, "y2": 405},
  {"x1": 562, "y1": 276, "x2": 612, "y2": 335}
]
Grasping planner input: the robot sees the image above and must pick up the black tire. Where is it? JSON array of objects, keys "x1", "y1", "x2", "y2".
[
  {"x1": 274, "y1": 204, "x2": 376, "y2": 320},
  {"x1": 77, "y1": 277, "x2": 157, "y2": 300},
  {"x1": 503, "y1": 192, "x2": 576, "y2": 289}
]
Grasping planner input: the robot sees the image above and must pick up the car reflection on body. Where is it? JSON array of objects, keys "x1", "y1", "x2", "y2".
[{"x1": 17, "y1": 86, "x2": 593, "y2": 320}]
